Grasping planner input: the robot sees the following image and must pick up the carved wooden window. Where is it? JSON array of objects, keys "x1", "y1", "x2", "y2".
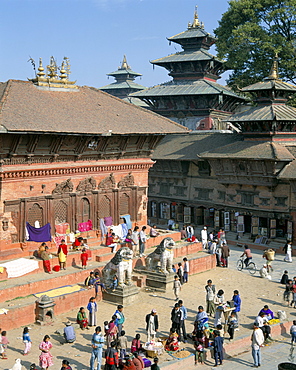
[
  {"x1": 27, "y1": 203, "x2": 43, "y2": 227},
  {"x1": 98, "y1": 195, "x2": 111, "y2": 218},
  {"x1": 119, "y1": 193, "x2": 129, "y2": 215},
  {"x1": 54, "y1": 200, "x2": 68, "y2": 224},
  {"x1": 82, "y1": 198, "x2": 90, "y2": 222}
]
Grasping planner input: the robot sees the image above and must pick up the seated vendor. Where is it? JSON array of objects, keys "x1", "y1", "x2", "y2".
[
  {"x1": 73, "y1": 237, "x2": 83, "y2": 250},
  {"x1": 258, "y1": 305, "x2": 274, "y2": 321},
  {"x1": 165, "y1": 329, "x2": 179, "y2": 352},
  {"x1": 150, "y1": 225, "x2": 160, "y2": 238},
  {"x1": 131, "y1": 333, "x2": 144, "y2": 354}
]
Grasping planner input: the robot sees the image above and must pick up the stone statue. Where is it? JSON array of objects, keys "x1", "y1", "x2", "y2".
[
  {"x1": 102, "y1": 246, "x2": 133, "y2": 287},
  {"x1": 146, "y1": 237, "x2": 175, "y2": 274}
]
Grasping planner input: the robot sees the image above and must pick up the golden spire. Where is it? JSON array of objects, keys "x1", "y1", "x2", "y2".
[
  {"x1": 37, "y1": 58, "x2": 45, "y2": 78},
  {"x1": 267, "y1": 53, "x2": 279, "y2": 80},
  {"x1": 192, "y1": 5, "x2": 200, "y2": 28},
  {"x1": 59, "y1": 61, "x2": 67, "y2": 81},
  {"x1": 121, "y1": 55, "x2": 130, "y2": 70},
  {"x1": 47, "y1": 56, "x2": 58, "y2": 79}
]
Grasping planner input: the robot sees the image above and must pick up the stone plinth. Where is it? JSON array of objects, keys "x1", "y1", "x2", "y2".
[
  {"x1": 144, "y1": 270, "x2": 175, "y2": 292},
  {"x1": 102, "y1": 284, "x2": 139, "y2": 306},
  {"x1": 35, "y1": 294, "x2": 55, "y2": 324}
]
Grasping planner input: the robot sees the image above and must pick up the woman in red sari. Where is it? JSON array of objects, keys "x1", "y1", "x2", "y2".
[{"x1": 106, "y1": 315, "x2": 118, "y2": 347}]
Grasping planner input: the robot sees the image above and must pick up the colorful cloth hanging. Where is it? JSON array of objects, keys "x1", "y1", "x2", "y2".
[
  {"x1": 78, "y1": 219, "x2": 93, "y2": 232},
  {"x1": 26, "y1": 222, "x2": 51, "y2": 242}
]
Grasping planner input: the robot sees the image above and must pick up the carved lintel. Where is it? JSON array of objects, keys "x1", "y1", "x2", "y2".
[
  {"x1": 76, "y1": 177, "x2": 97, "y2": 192},
  {"x1": 98, "y1": 173, "x2": 116, "y2": 190},
  {"x1": 52, "y1": 178, "x2": 74, "y2": 195},
  {"x1": 118, "y1": 172, "x2": 134, "y2": 188}
]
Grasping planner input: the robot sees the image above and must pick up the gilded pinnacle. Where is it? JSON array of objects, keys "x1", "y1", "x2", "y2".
[{"x1": 267, "y1": 53, "x2": 279, "y2": 80}]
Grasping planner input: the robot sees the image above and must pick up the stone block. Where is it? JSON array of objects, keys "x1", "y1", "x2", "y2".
[{"x1": 102, "y1": 284, "x2": 139, "y2": 306}]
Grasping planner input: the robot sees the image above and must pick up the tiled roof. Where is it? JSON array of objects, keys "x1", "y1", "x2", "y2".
[
  {"x1": 168, "y1": 28, "x2": 216, "y2": 42},
  {"x1": 228, "y1": 103, "x2": 296, "y2": 122},
  {"x1": 201, "y1": 140, "x2": 294, "y2": 160},
  {"x1": 151, "y1": 49, "x2": 221, "y2": 64},
  {"x1": 132, "y1": 79, "x2": 245, "y2": 99},
  {"x1": 242, "y1": 79, "x2": 296, "y2": 93},
  {"x1": 0, "y1": 80, "x2": 187, "y2": 135},
  {"x1": 152, "y1": 131, "x2": 241, "y2": 160},
  {"x1": 278, "y1": 159, "x2": 296, "y2": 179},
  {"x1": 99, "y1": 81, "x2": 146, "y2": 91}
]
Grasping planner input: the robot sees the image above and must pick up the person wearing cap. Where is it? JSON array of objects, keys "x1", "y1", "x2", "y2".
[
  {"x1": 90, "y1": 326, "x2": 104, "y2": 370},
  {"x1": 201, "y1": 226, "x2": 208, "y2": 249},
  {"x1": 251, "y1": 324, "x2": 264, "y2": 368},
  {"x1": 151, "y1": 357, "x2": 160, "y2": 370},
  {"x1": 145, "y1": 309, "x2": 159, "y2": 342},
  {"x1": 63, "y1": 322, "x2": 76, "y2": 343}
]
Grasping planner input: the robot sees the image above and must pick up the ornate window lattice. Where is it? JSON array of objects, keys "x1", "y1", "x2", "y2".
[
  {"x1": 98, "y1": 195, "x2": 111, "y2": 218},
  {"x1": 27, "y1": 203, "x2": 43, "y2": 227},
  {"x1": 82, "y1": 198, "x2": 90, "y2": 222},
  {"x1": 119, "y1": 193, "x2": 129, "y2": 215},
  {"x1": 54, "y1": 200, "x2": 68, "y2": 224}
]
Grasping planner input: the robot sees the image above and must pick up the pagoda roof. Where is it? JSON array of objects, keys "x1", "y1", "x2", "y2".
[
  {"x1": 201, "y1": 140, "x2": 294, "y2": 161},
  {"x1": 107, "y1": 69, "x2": 142, "y2": 77},
  {"x1": 227, "y1": 103, "x2": 296, "y2": 122},
  {"x1": 151, "y1": 49, "x2": 223, "y2": 65},
  {"x1": 0, "y1": 79, "x2": 187, "y2": 135},
  {"x1": 132, "y1": 79, "x2": 245, "y2": 100},
  {"x1": 152, "y1": 131, "x2": 240, "y2": 160},
  {"x1": 168, "y1": 27, "x2": 216, "y2": 43},
  {"x1": 242, "y1": 79, "x2": 296, "y2": 93},
  {"x1": 100, "y1": 81, "x2": 146, "y2": 91},
  {"x1": 278, "y1": 159, "x2": 296, "y2": 179}
]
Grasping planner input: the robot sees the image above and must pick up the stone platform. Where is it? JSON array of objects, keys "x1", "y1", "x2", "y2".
[{"x1": 102, "y1": 284, "x2": 140, "y2": 305}]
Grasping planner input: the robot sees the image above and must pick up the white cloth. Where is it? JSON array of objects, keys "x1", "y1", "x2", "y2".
[
  {"x1": 112, "y1": 225, "x2": 124, "y2": 239},
  {"x1": 0, "y1": 258, "x2": 39, "y2": 278},
  {"x1": 252, "y1": 328, "x2": 265, "y2": 350},
  {"x1": 184, "y1": 261, "x2": 189, "y2": 273},
  {"x1": 201, "y1": 229, "x2": 207, "y2": 241},
  {"x1": 140, "y1": 230, "x2": 147, "y2": 242},
  {"x1": 131, "y1": 231, "x2": 139, "y2": 244}
]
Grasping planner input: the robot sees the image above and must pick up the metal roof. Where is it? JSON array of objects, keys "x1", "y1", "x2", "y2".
[
  {"x1": 151, "y1": 49, "x2": 222, "y2": 64},
  {"x1": 107, "y1": 69, "x2": 142, "y2": 77},
  {"x1": 132, "y1": 79, "x2": 245, "y2": 99},
  {"x1": 168, "y1": 28, "x2": 216, "y2": 42},
  {"x1": 100, "y1": 81, "x2": 146, "y2": 91},
  {"x1": 242, "y1": 79, "x2": 296, "y2": 93},
  {"x1": 228, "y1": 103, "x2": 296, "y2": 122}
]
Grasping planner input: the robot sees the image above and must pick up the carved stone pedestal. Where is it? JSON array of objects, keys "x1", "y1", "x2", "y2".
[
  {"x1": 144, "y1": 270, "x2": 175, "y2": 292},
  {"x1": 102, "y1": 284, "x2": 139, "y2": 306}
]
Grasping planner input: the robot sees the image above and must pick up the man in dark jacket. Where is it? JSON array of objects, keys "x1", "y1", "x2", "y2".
[
  {"x1": 171, "y1": 303, "x2": 182, "y2": 339},
  {"x1": 213, "y1": 330, "x2": 224, "y2": 367},
  {"x1": 145, "y1": 309, "x2": 159, "y2": 342},
  {"x1": 105, "y1": 341, "x2": 119, "y2": 370}
]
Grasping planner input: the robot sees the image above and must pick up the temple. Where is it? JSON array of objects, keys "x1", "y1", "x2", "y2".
[
  {"x1": 132, "y1": 8, "x2": 246, "y2": 130},
  {"x1": 148, "y1": 56, "x2": 296, "y2": 242},
  {"x1": 99, "y1": 55, "x2": 147, "y2": 107},
  {"x1": 0, "y1": 56, "x2": 186, "y2": 259}
]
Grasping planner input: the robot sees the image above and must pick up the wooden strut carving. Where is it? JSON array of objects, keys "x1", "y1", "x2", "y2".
[
  {"x1": 76, "y1": 177, "x2": 97, "y2": 192},
  {"x1": 52, "y1": 178, "x2": 74, "y2": 194},
  {"x1": 117, "y1": 172, "x2": 134, "y2": 188},
  {"x1": 98, "y1": 173, "x2": 116, "y2": 190}
]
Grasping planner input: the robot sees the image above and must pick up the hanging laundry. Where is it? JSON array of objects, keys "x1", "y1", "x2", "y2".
[
  {"x1": 112, "y1": 225, "x2": 124, "y2": 239},
  {"x1": 104, "y1": 216, "x2": 113, "y2": 227},
  {"x1": 0, "y1": 258, "x2": 39, "y2": 278},
  {"x1": 100, "y1": 218, "x2": 107, "y2": 240},
  {"x1": 54, "y1": 235, "x2": 64, "y2": 248},
  {"x1": 78, "y1": 219, "x2": 92, "y2": 232},
  {"x1": 55, "y1": 223, "x2": 70, "y2": 235},
  {"x1": 121, "y1": 214, "x2": 132, "y2": 230},
  {"x1": 26, "y1": 222, "x2": 51, "y2": 242},
  {"x1": 121, "y1": 223, "x2": 128, "y2": 239}
]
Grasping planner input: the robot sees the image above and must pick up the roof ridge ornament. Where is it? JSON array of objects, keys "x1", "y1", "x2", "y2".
[
  {"x1": 188, "y1": 5, "x2": 202, "y2": 29},
  {"x1": 121, "y1": 55, "x2": 131, "y2": 70},
  {"x1": 266, "y1": 52, "x2": 280, "y2": 81}
]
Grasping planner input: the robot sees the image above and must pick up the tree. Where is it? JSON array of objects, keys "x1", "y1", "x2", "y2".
[{"x1": 214, "y1": 0, "x2": 296, "y2": 88}]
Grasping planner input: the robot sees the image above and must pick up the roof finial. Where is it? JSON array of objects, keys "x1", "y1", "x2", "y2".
[
  {"x1": 267, "y1": 52, "x2": 279, "y2": 80},
  {"x1": 121, "y1": 55, "x2": 130, "y2": 70},
  {"x1": 37, "y1": 58, "x2": 45, "y2": 78},
  {"x1": 59, "y1": 61, "x2": 67, "y2": 81},
  {"x1": 192, "y1": 5, "x2": 200, "y2": 28}
]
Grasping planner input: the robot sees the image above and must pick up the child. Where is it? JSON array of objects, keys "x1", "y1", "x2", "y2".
[
  {"x1": 172, "y1": 265, "x2": 176, "y2": 273},
  {"x1": 94, "y1": 272, "x2": 107, "y2": 298},
  {"x1": 104, "y1": 321, "x2": 109, "y2": 336},
  {"x1": 227, "y1": 312, "x2": 238, "y2": 341},
  {"x1": 284, "y1": 279, "x2": 293, "y2": 304},
  {"x1": 117, "y1": 330, "x2": 128, "y2": 359},
  {"x1": 216, "y1": 324, "x2": 224, "y2": 338},
  {"x1": 23, "y1": 327, "x2": 32, "y2": 355},
  {"x1": 290, "y1": 320, "x2": 296, "y2": 345},
  {"x1": 1, "y1": 331, "x2": 9, "y2": 359},
  {"x1": 81, "y1": 248, "x2": 88, "y2": 269},
  {"x1": 109, "y1": 275, "x2": 118, "y2": 291},
  {"x1": 194, "y1": 341, "x2": 205, "y2": 365},
  {"x1": 84, "y1": 271, "x2": 95, "y2": 289},
  {"x1": 177, "y1": 263, "x2": 184, "y2": 285},
  {"x1": 151, "y1": 357, "x2": 160, "y2": 370},
  {"x1": 173, "y1": 275, "x2": 182, "y2": 301},
  {"x1": 61, "y1": 359, "x2": 72, "y2": 370},
  {"x1": 281, "y1": 270, "x2": 289, "y2": 285}
]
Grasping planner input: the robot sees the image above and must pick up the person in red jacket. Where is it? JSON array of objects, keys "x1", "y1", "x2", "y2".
[
  {"x1": 122, "y1": 355, "x2": 136, "y2": 370},
  {"x1": 80, "y1": 248, "x2": 88, "y2": 269},
  {"x1": 105, "y1": 341, "x2": 119, "y2": 370},
  {"x1": 57, "y1": 239, "x2": 68, "y2": 270}
]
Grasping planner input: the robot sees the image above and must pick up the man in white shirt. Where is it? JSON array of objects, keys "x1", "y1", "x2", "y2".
[
  {"x1": 201, "y1": 226, "x2": 208, "y2": 249},
  {"x1": 251, "y1": 324, "x2": 265, "y2": 367},
  {"x1": 183, "y1": 257, "x2": 189, "y2": 283},
  {"x1": 139, "y1": 226, "x2": 147, "y2": 257}
]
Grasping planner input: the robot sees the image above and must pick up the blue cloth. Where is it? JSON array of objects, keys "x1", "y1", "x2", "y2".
[
  {"x1": 100, "y1": 218, "x2": 107, "y2": 239},
  {"x1": 232, "y1": 294, "x2": 241, "y2": 313},
  {"x1": 64, "y1": 326, "x2": 76, "y2": 342},
  {"x1": 87, "y1": 301, "x2": 97, "y2": 313},
  {"x1": 121, "y1": 214, "x2": 132, "y2": 230},
  {"x1": 26, "y1": 222, "x2": 51, "y2": 242},
  {"x1": 252, "y1": 347, "x2": 261, "y2": 367},
  {"x1": 23, "y1": 332, "x2": 31, "y2": 342},
  {"x1": 180, "y1": 305, "x2": 187, "y2": 320},
  {"x1": 121, "y1": 223, "x2": 128, "y2": 239}
]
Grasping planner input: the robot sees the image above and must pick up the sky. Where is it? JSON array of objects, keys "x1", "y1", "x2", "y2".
[{"x1": 0, "y1": 0, "x2": 231, "y2": 89}]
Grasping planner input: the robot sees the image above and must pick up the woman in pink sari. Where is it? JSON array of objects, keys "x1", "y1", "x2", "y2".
[
  {"x1": 39, "y1": 335, "x2": 53, "y2": 370},
  {"x1": 106, "y1": 315, "x2": 118, "y2": 347}
]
